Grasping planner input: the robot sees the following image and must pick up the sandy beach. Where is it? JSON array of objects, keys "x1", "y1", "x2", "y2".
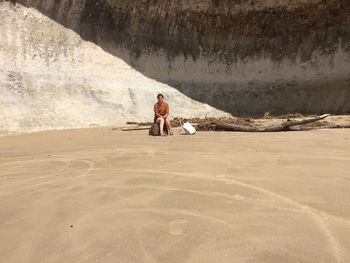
[
  {"x1": 0, "y1": 127, "x2": 350, "y2": 263},
  {"x1": 1, "y1": 1, "x2": 349, "y2": 262}
]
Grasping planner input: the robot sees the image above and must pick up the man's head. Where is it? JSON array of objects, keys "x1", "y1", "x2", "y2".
[{"x1": 157, "y1": 93, "x2": 164, "y2": 103}]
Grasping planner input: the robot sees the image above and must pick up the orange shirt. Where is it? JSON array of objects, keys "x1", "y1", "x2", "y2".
[{"x1": 154, "y1": 102, "x2": 169, "y2": 118}]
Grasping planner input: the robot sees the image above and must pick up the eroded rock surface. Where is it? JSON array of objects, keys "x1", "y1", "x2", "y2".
[
  {"x1": 10, "y1": 0, "x2": 350, "y2": 116},
  {"x1": 0, "y1": 1, "x2": 228, "y2": 133}
]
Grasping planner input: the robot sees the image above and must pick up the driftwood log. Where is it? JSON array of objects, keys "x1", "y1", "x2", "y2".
[
  {"x1": 121, "y1": 114, "x2": 350, "y2": 133},
  {"x1": 215, "y1": 114, "x2": 332, "y2": 132},
  {"x1": 122, "y1": 127, "x2": 151, "y2": 131}
]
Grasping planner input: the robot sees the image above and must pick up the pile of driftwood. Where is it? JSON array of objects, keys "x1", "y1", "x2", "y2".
[
  {"x1": 196, "y1": 114, "x2": 350, "y2": 132},
  {"x1": 123, "y1": 114, "x2": 350, "y2": 132}
]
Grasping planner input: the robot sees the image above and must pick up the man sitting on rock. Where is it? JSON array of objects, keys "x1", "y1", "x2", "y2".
[{"x1": 154, "y1": 93, "x2": 173, "y2": 136}]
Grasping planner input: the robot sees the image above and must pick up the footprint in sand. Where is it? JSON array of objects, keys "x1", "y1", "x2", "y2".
[{"x1": 168, "y1": 219, "x2": 188, "y2": 236}]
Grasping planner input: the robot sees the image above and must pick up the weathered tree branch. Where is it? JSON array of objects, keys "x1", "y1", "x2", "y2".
[
  {"x1": 215, "y1": 114, "x2": 331, "y2": 132},
  {"x1": 121, "y1": 127, "x2": 151, "y2": 131}
]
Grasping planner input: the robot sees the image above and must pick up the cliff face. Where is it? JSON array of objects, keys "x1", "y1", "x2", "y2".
[
  {"x1": 0, "y1": 2, "x2": 228, "y2": 133},
  {"x1": 7, "y1": 0, "x2": 350, "y2": 116}
]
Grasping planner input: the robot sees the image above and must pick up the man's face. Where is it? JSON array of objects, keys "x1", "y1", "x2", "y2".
[{"x1": 157, "y1": 96, "x2": 164, "y2": 103}]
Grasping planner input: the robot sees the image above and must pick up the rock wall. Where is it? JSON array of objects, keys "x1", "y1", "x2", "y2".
[
  {"x1": 10, "y1": 0, "x2": 350, "y2": 116},
  {"x1": 0, "y1": 1, "x2": 227, "y2": 133}
]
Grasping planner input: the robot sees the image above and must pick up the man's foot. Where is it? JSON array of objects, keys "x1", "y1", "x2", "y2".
[
  {"x1": 169, "y1": 132, "x2": 174, "y2": 136},
  {"x1": 160, "y1": 132, "x2": 166, "y2": 136}
]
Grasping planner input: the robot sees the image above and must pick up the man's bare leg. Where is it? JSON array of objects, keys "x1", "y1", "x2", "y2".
[
  {"x1": 157, "y1": 118, "x2": 165, "y2": 135},
  {"x1": 165, "y1": 119, "x2": 173, "y2": 135}
]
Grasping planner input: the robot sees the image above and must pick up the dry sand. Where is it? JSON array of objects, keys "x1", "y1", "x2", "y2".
[{"x1": 0, "y1": 128, "x2": 350, "y2": 263}]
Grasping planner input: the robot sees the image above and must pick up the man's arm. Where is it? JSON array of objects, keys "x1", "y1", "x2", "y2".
[
  {"x1": 163, "y1": 103, "x2": 170, "y2": 119},
  {"x1": 154, "y1": 104, "x2": 162, "y2": 118}
]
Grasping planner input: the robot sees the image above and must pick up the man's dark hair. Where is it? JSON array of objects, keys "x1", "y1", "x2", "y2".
[{"x1": 157, "y1": 93, "x2": 164, "y2": 99}]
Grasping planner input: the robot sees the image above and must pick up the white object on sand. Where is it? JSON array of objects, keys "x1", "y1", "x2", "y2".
[{"x1": 181, "y1": 120, "x2": 196, "y2": 135}]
